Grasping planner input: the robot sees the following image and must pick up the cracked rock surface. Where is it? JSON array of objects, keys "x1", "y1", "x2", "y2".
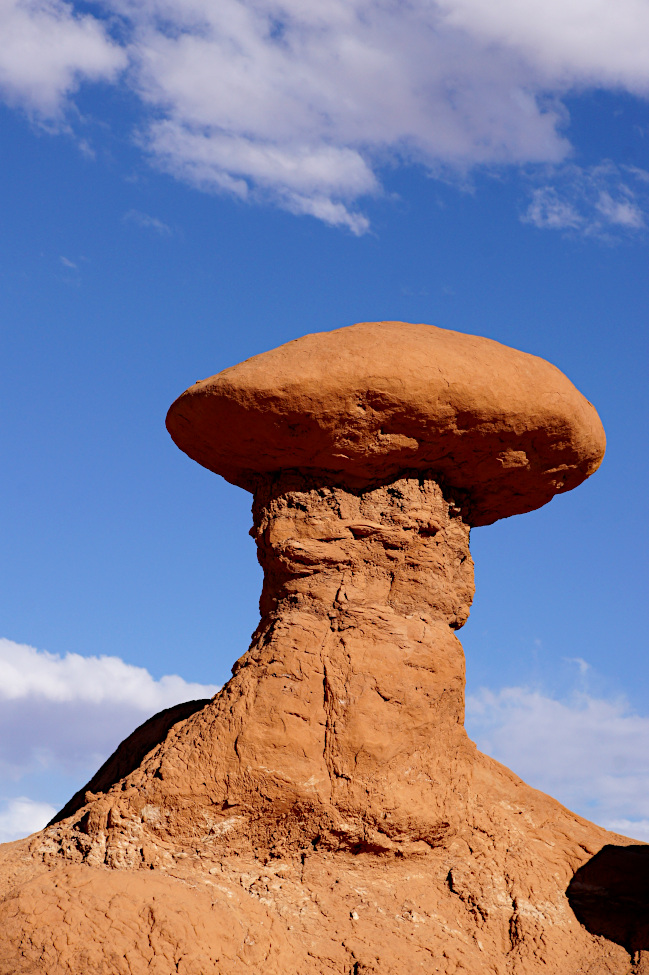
[{"x1": 0, "y1": 473, "x2": 643, "y2": 973}]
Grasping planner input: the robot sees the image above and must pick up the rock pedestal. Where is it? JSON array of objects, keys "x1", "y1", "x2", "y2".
[{"x1": 0, "y1": 473, "x2": 642, "y2": 974}]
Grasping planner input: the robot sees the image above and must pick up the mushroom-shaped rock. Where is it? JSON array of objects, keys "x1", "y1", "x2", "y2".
[
  {"x1": 166, "y1": 321, "x2": 605, "y2": 525},
  {"x1": 1, "y1": 322, "x2": 626, "y2": 975}
]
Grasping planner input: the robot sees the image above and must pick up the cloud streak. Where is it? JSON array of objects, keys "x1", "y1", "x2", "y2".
[
  {"x1": 0, "y1": 0, "x2": 648, "y2": 228},
  {"x1": 123, "y1": 208, "x2": 173, "y2": 235}
]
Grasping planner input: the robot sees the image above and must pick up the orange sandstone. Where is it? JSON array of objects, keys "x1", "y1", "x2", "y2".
[
  {"x1": 166, "y1": 320, "x2": 605, "y2": 524},
  {"x1": 0, "y1": 322, "x2": 641, "y2": 975}
]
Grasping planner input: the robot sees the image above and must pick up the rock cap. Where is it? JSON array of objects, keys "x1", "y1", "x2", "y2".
[{"x1": 166, "y1": 321, "x2": 605, "y2": 525}]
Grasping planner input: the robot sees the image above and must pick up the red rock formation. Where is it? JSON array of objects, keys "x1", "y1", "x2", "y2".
[
  {"x1": 0, "y1": 323, "x2": 641, "y2": 974},
  {"x1": 166, "y1": 320, "x2": 606, "y2": 524}
]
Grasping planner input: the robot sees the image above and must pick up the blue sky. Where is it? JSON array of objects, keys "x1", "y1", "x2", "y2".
[{"x1": 1, "y1": 0, "x2": 649, "y2": 842}]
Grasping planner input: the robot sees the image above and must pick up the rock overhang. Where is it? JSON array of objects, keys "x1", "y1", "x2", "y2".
[{"x1": 166, "y1": 321, "x2": 606, "y2": 526}]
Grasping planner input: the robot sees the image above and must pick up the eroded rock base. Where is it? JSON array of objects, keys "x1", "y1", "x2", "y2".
[{"x1": 0, "y1": 477, "x2": 641, "y2": 973}]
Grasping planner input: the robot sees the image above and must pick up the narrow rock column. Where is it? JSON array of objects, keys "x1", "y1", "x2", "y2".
[
  {"x1": 222, "y1": 473, "x2": 476, "y2": 848},
  {"x1": 44, "y1": 474, "x2": 477, "y2": 862}
]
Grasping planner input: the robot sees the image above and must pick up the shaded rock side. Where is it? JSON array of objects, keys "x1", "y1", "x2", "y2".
[
  {"x1": 0, "y1": 476, "x2": 641, "y2": 974},
  {"x1": 567, "y1": 844, "x2": 649, "y2": 954}
]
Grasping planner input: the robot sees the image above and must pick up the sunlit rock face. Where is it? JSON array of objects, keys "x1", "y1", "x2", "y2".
[{"x1": 1, "y1": 323, "x2": 641, "y2": 975}]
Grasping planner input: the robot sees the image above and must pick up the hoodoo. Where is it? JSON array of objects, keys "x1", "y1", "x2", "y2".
[{"x1": 0, "y1": 322, "x2": 641, "y2": 975}]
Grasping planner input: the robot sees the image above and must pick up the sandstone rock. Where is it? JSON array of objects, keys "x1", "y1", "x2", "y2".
[
  {"x1": 166, "y1": 321, "x2": 606, "y2": 525},
  {"x1": 0, "y1": 322, "x2": 639, "y2": 975}
]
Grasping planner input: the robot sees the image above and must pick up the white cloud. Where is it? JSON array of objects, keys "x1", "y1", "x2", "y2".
[
  {"x1": 0, "y1": 0, "x2": 126, "y2": 116},
  {"x1": 0, "y1": 638, "x2": 216, "y2": 706},
  {"x1": 522, "y1": 162, "x2": 649, "y2": 237},
  {"x1": 145, "y1": 122, "x2": 375, "y2": 231},
  {"x1": 436, "y1": 0, "x2": 649, "y2": 91},
  {"x1": 595, "y1": 190, "x2": 645, "y2": 228},
  {"x1": 466, "y1": 683, "x2": 649, "y2": 842},
  {"x1": 0, "y1": 638, "x2": 218, "y2": 780},
  {"x1": 127, "y1": 0, "x2": 569, "y2": 229},
  {"x1": 283, "y1": 194, "x2": 370, "y2": 236},
  {"x1": 2, "y1": 0, "x2": 649, "y2": 226},
  {"x1": 0, "y1": 797, "x2": 57, "y2": 844}
]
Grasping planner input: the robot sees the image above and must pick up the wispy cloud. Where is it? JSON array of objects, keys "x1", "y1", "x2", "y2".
[
  {"x1": 1, "y1": 0, "x2": 649, "y2": 229},
  {"x1": 467, "y1": 679, "x2": 649, "y2": 841},
  {"x1": 59, "y1": 255, "x2": 77, "y2": 269},
  {"x1": 596, "y1": 190, "x2": 645, "y2": 229},
  {"x1": 524, "y1": 187, "x2": 584, "y2": 230},
  {"x1": 123, "y1": 208, "x2": 173, "y2": 236},
  {"x1": 522, "y1": 162, "x2": 649, "y2": 237}
]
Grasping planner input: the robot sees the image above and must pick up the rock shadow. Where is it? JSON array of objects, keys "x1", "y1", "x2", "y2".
[
  {"x1": 567, "y1": 843, "x2": 649, "y2": 953},
  {"x1": 48, "y1": 699, "x2": 211, "y2": 826}
]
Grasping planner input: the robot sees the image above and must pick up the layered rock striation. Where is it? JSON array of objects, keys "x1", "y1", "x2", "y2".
[{"x1": 0, "y1": 322, "x2": 642, "y2": 974}]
